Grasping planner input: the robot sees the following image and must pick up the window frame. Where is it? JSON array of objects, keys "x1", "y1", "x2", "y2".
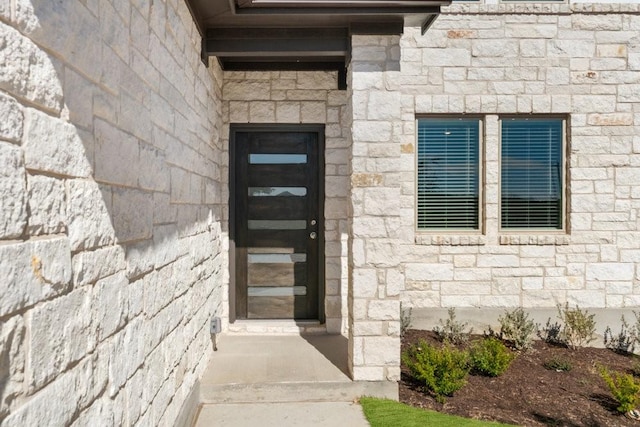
[
  {"x1": 498, "y1": 115, "x2": 568, "y2": 234},
  {"x1": 415, "y1": 116, "x2": 485, "y2": 234}
]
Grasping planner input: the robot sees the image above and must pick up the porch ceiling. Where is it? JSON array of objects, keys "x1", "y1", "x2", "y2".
[{"x1": 184, "y1": 0, "x2": 449, "y2": 88}]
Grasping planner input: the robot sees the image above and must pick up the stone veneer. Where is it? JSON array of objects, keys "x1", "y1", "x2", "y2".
[
  {"x1": 0, "y1": 0, "x2": 224, "y2": 425},
  {"x1": 3, "y1": 0, "x2": 640, "y2": 419},
  {"x1": 346, "y1": 3, "x2": 640, "y2": 380},
  {"x1": 221, "y1": 71, "x2": 350, "y2": 334},
  {"x1": 396, "y1": 3, "x2": 640, "y2": 310}
]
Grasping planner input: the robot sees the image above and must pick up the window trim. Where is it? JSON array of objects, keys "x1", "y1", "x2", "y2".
[
  {"x1": 498, "y1": 115, "x2": 568, "y2": 234},
  {"x1": 414, "y1": 115, "x2": 485, "y2": 234}
]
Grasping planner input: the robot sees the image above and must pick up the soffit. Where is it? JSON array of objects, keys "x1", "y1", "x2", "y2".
[{"x1": 184, "y1": 0, "x2": 449, "y2": 88}]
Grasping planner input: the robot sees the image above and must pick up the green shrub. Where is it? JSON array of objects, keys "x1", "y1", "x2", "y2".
[
  {"x1": 600, "y1": 368, "x2": 640, "y2": 413},
  {"x1": 604, "y1": 315, "x2": 636, "y2": 355},
  {"x1": 559, "y1": 303, "x2": 597, "y2": 350},
  {"x1": 433, "y1": 308, "x2": 472, "y2": 345},
  {"x1": 402, "y1": 339, "x2": 470, "y2": 403},
  {"x1": 543, "y1": 356, "x2": 572, "y2": 372},
  {"x1": 400, "y1": 304, "x2": 412, "y2": 338},
  {"x1": 537, "y1": 318, "x2": 564, "y2": 346},
  {"x1": 539, "y1": 304, "x2": 597, "y2": 349},
  {"x1": 469, "y1": 337, "x2": 516, "y2": 377},
  {"x1": 498, "y1": 308, "x2": 536, "y2": 351}
]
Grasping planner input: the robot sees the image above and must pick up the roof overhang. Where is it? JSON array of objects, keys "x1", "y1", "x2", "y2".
[{"x1": 184, "y1": 0, "x2": 449, "y2": 88}]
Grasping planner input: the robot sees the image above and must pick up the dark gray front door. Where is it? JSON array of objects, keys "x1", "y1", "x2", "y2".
[{"x1": 231, "y1": 126, "x2": 324, "y2": 320}]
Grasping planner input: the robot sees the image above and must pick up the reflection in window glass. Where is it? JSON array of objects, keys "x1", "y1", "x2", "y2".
[
  {"x1": 248, "y1": 220, "x2": 307, "y2": 230},
  {"x1": 248, "y1": 286, "x2": 307, "y2": 296},
  {"x1": 417, "y1": 118, "x2": 480, "y2": 230},
  {"x1": 249, "y1": 187, "x2": 307, "y2": 197},
  {"x1": 249, "y1": 154, "x2": 307, "y2": 164},
  {"x1": 248, "y1": 253, "x2": 307, "y2": 263},
  {"x1": 501, "y1": 118, "x2": 563, "y2": 229}
]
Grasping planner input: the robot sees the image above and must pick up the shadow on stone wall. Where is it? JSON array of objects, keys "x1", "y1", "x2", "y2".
[{"x1": 0, "y1": 1, "x2": 226, "y2": 425}]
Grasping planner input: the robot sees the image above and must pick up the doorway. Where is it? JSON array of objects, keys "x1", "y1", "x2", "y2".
[{"x1": 230, "y1": 125, "x2": 325, "y2": 321}]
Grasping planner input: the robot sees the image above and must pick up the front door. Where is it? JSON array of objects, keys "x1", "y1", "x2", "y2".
[{"x1": 231, "y1": 125, "x2": 324, "y2": 320}]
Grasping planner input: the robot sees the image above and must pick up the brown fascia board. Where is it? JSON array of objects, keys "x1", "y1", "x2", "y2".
[{"x1": 237, "y1": 0, "x2": 448, "y2": 7}]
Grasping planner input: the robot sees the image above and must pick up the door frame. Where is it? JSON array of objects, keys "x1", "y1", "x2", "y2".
[{"x1": 229, "y1": 124, "x2": 326, "y2": 323}]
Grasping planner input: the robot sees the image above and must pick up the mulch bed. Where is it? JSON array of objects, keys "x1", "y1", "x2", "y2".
[{"x1": 400, "y1": 329, "x2": 640, "y2": 427}]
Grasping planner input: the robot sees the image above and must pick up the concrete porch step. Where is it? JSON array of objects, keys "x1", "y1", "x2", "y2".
[
  {"x1": 200, "y1": 380, "x2": 397, "y2": 404},
  {"x1": 198, "y1": 334, "x2": 398, "y2": 404}
]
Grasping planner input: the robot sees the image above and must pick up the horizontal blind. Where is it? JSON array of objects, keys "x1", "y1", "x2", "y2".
[
  {"x1": 417, "y1": 119, "x2": 480, "y2": 230},
  {"x1": 501, "y1": 118, "x2": 563, "y2": 229}
]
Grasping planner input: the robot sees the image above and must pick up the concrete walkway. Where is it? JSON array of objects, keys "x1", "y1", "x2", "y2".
[
  {"x1": 194, "y1": 402, "x2": 370, "y2": 427},
  {"x1": 192, "y1": 334, "x2": 393, "y2": 426}
]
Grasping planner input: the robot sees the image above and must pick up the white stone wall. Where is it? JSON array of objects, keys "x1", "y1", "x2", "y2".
[
  {"x1": 386, "y1": 4, "x2": 640, "y2": 310},
  {"x1": 348, "y1": 35, "x2": 404, "y2": 381},
  {"x1": 221, "y1": 71, "x2": 350, "y2": 334},
  {"x1": 0, "y1": 1, "x2": 224, "y2": 425}
]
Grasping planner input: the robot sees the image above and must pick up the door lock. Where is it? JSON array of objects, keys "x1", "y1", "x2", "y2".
[{"x1": 310, "y1": 219, "x2": 317, "y2": 226}]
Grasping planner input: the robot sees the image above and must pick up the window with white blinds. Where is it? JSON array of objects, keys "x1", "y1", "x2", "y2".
[
  {"x1": 501, "y1": 118, "x2": 564, "y2": 230},
  {"x1": 417, "y1": 118, "x2": 480, "y2": 230}
]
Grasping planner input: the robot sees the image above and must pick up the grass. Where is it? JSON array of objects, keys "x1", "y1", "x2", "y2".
[{"x1": 359, "y1": 397, "x2": 512, "y2": 427}]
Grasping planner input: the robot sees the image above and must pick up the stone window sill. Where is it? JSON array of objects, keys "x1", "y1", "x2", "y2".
[
  {"x1": 499, "y1": 234, "x2": 569, "y2": 246},
  {"x1": 415, "y1": 234, "x2": 486, "y2": 246}
]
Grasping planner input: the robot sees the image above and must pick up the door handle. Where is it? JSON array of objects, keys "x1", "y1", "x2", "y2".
[{"x1": 310, "y1": 232, "x2": 317, "y2": 240}]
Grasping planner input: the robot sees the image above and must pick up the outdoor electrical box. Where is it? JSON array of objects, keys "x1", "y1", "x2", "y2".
[{"x1": 210, "y1": 316, "x2": 221, "y2": 335}]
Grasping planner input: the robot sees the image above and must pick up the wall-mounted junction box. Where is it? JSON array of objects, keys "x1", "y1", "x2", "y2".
[{"x1": 210, "y1": 317, "x2": 221, "y2": 335}]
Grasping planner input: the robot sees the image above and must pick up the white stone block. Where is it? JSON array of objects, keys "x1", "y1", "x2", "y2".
[
  {"x1": 92, "y1": 272, "x2": 128, "y2": 343},
  {"x1": 112, "y1": 187, "x2": 153, "y2": 243},
  {"x1": 27, "y1": 287, "x2": 92, "y2": 391},
  {"x1": 363, "y1": 336, "x2": 400, "y2": 365},
  {"x1": 386, "y1": 268, "x2": 404, "y2": 297},
  {"x1": 27, "y1": 174, "x2": 66, "y2": 236},
  {"x1": 66, "y1": 180, "x2": 116, "y2": 251},
  {"x1": 0, "y1": 315, "x2": 25, "y2": 419},
  {"x1": 352, "y1": 366, "x2": 385, "y2": 381},
  {"x1": 0, "y1": 92, "x2": 23, "y2": 143},
  {"x1": 0, "y1": 237, "x2": 72, "y2": 318},
  {"x1": 0, "y1": 24, "x2": 63, "y2": 113},
  {"x1": 422, "y1": 48, "x2": 471, "y2": 66},
  {"x1": 442, "y1": 281, "x2": 492, "y2": 295},
  {"x1": 586, "y1": 263, "x2": 634, "y2": 281},
  {"x1": 7, "y1": 352, "x2": 105, "y2": 427},
  {"x1": 405, "y1": 263, "x2": 454, "y2": 281},
  {"x1": 0, "y1": 142, "x2": 27, "y2": 238},
  {"x1": 72, "y1": 246, "x2": 126, "y2": 287},
  {"x1": 352, "y1": 121, "x2": 392, "y2": 143},
  {"x1": 367, "y1": 91, "x2": 402, "y2": 121},
  {"x1": 301, "y1": 102, "x2": 327, "y2": 123},
  {"x1": 548, "y1": 39, "x2": 595, "y2": 58},
  {"x1": 353, "y1": 269, "x2": 378, "y2": 298},
  {"x1": 567, "y1": 290, "x2": 606, "y2": 308},
  {"x1": 249, "y1": 101, "x2": 276, "y2": 122},
  {"x1": 23, "y1": 109, "x2": 92, "y2": 177},
  {"x1": 477, "y1": 254, "x2": 520, "y2": 268},
  {"x1": 223, "y1": 81, "x2": 271, "y2": 101},
  {"x1": 353, "y1": 321, "x2": 384, "y2": 336},
  {"x1": 109, "y1": 319, "x2": 144, "y2": 397},
  {"x1": 472, "y1": 40, "x2": 519, "y2": 57},
  {"x1": 367, "y1": 300, "x2": 400, "y2": 321}
]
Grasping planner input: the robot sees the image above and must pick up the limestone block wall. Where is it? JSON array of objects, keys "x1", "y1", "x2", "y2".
[
  {"x1": 348, "y1": 35, "x2": 405, "y2": 381},
  {"x1": 388, "y1": 3, "x2": 640, "y2": 310},
  {"x1": 0, "y1": 1, "x2": 224, "y2": 425},
  {"x1": 221, "y1": 71, "x2": 350, "y2": 334}
]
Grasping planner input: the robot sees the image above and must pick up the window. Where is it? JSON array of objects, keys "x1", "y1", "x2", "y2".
[
  {"x1": 500, "y1": 118, "x2": 564, "y2": 230},
  {"x1": 417, "y1": 118, "x2": 481, "y2": 230}
]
